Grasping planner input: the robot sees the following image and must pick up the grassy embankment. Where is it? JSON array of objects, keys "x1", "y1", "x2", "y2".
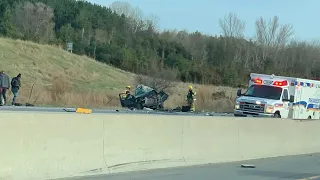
[{"x1": 0, "y1": 38, "x2": 236, "y2": 112}]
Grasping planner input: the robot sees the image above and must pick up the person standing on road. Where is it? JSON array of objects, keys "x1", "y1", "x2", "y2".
[
  {"x1": 0, "y1": 70, "x2": 10, "y2": 106},
  {"x1": 186, "y1": 85, "x2": 196, "y2": 112},
  {"x1": 11, "y1": 73, "x2": 21, "y2": 106}
]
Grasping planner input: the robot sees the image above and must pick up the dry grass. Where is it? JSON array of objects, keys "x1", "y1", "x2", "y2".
[
  {"x1": 0, "y1": 37, "x2": 237, "y2": 112},
  {"x1": 165, "y1": 83, "x2": 237, "y2": 112},
  {"x1": 5, "y1": 82, "x2": 121, "y2": 108}
]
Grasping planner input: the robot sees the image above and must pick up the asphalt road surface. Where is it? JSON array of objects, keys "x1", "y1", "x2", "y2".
[
  {"x1": 0, "y1": 105, "x2": 233, "y2": 117},
  {"x1": 56, "y1": 153, "x2": 320, "y2": 180}
]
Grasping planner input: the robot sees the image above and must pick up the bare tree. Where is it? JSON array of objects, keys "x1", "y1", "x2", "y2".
[
  {"x1": 255, "y1": 16, "x2": 294, "y2": 48},
  {"x1": 90, "y1": 27, "x2": 116, "y2": 59},
  {"x1": 255, "y1": 16, "x2": 294, "y2": 63},
  {"x1": 160, "y1": 30, "x2": 178, "y2": 42},
  {"x1": 109, "y1": 1, "x2": 145, "y2": 34},
  {"x1": 92, "y1": 29, "x2": 108, "y2": 59},
  {"x1": 176, "y1": 30, "x2": 190, "y2": 46},
  {"x1": 109, "y1": 1, "x2": 132, "y2": 17},
  {"x1": 219, "y1": 13, "x2": 246, "y2": 70},
  {"x1": 135, "y1": 60, "x2": 179, "y2": 92},
  {"x1": 145, "y1": 13, "x2": 160, "y2": 32},
  {"x1": 12, "y1": 2, "x2": 55, "y2": 43},
  {"x1": 219, "y1": 12, "x2": 245, "y2": 38}
]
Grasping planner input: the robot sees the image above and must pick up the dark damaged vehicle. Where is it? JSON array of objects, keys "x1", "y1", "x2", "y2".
[{"x1": 119, "y1": 84, "x2": 169, "y2": 110}]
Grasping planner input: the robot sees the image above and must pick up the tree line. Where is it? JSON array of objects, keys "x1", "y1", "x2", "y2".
[{"x1": 0, "y1": 0, "x2": 319, "y2": 88}]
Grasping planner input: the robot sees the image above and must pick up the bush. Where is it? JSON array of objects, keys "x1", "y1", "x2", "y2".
[
  {"x1": 135, "y1": 60, "x2": 179, "y2": 93},
  {"x1": 50, "y1": 76, "x2": 69, "y2": 103}
]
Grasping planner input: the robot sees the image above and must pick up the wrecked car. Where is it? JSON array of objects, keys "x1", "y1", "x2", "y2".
[{"x1": 119, "y1": 84, "x2": 169, "y2": 110}]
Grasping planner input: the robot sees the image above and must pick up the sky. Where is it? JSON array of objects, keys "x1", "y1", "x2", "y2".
[{"x1": 88, "y1": 0, "x2": 319, "y2": 41}]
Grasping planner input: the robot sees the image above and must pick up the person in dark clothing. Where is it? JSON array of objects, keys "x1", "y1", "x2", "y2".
[
  {"x1": 0, "y1": 70, "x2": 10, "y2": 106},
  {"x1": 11, "y1": 73, "x2": 21, "y2": 105}
]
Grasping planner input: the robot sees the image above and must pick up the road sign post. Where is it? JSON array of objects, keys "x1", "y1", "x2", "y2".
[{"x1": 66, "y1": 42, "x2": 73, "y2": 53}]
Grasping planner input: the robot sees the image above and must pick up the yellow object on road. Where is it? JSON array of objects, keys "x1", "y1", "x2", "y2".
[{"x1": 76, "y1": 108, "x2": 92, "y2": 114}]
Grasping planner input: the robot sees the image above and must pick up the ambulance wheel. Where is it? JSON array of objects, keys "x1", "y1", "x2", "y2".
[{"x1": 274, "y1": 112, "x2": 281, "y2": 118}]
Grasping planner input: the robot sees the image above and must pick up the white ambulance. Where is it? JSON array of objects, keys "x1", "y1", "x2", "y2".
[{"x1": 234, "y1": 73, "x2": 320, "y2": 119}]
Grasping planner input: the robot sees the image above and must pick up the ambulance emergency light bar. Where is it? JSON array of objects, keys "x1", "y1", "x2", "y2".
[{"x1": 252, "y1": 77, "x2": 288, "y2": 86}]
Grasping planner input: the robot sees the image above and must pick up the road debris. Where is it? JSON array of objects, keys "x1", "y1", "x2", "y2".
[
  {"x1": 63, "y1": 108, "x2": 92, "y2": 114},
  {"x1": 241, "y1": 164, "x2": 256, "y2": 168}
]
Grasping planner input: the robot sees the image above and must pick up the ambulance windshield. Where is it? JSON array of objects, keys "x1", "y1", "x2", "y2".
[{"x1": 244, "y1": 84, "x2": 282, "y2": 100}]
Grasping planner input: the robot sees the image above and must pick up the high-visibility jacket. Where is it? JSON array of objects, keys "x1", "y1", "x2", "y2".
[
  {"x1": 186, "y1": 90, "x2": 196, "y2": 103},
  {"x1": 121, "y1": 90, "x2": 131, "y2": 99}
]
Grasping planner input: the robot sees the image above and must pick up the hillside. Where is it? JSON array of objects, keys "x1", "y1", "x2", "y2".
[
  {"x1": 1, "y1": 0, "x2": 319, "y2": 89},
  {"x1": 0, "y1": 37, "x2": 236, "y2": 111},
  {"x1": 1, "y1": 0, "x2": 316, "y2": 111},
  {"x1": 0, "y1": 37, "x2": 132, "y2": 107}
]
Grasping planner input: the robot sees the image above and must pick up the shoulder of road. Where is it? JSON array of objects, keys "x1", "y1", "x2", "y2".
[{"x1": 55, "y1": 153, "x2": 320, "y2": 180}]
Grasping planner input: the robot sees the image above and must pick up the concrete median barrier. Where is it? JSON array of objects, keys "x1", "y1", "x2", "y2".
[
  {"x1": 181, "y1": 117, "x2": 320, "y2": 166},
  {"x1": 181, "y1": 116, "x2": 240, "y2": 165},
  {"x1": 0, "y1": 111, "x2": 105, "y2": 180},
  {"x1": 237, "y1": 118, "x2": 320, "y2": 159},
  {"x1": 1, "y1": 111, "x2": 320, "y2": 180},
  {"x1": 102, "y1": 114, "x2": 186, "y2": 173}
]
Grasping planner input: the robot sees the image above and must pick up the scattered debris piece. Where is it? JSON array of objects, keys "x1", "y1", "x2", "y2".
[
  {"x1": 241, "y1": 164, "x2": 256, "y2": 168},
  {"x1": 25, "y1": 103, "x2": 34, "y2": 106},
  {"x1": 63, "y1": 108, "x2": 92, "y2": 114},
  {"x1": 144, "y1": 107, "x2": 153, "y2": 111},
  {"x1": 63, "y1": 108, "x2": 77, "y2": 112},
  {"x1": 76, "y1": 108, "x2": 92, "y2": 114}
]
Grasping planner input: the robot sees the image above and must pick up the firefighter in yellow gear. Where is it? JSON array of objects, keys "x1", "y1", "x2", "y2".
[
  {"x1": 121, "y1": 85, "x2": 131, "y2": 99},
  {"x1": 186, "y1": 85, "x2": 196, "y2": 112},
  {"x1": 125, "y1": 85, "x2": 131, "y2": 95}
]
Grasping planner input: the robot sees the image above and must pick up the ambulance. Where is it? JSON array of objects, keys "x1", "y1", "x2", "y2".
[{"x1": 234, "y1": 73, "x2": 320, "y2": 119}]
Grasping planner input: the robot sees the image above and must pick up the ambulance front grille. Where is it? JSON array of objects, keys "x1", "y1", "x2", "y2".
[{"x1": 240, "y1": 102, "x2": 265, "y2": 114}]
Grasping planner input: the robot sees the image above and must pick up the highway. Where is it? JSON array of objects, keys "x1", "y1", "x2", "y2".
[
  {"x1": 0, "y1": 105, "x2": 233, "y2": 117},
  {"x1": 56, "y1": 153, "x2": 320, "y2": 180}
]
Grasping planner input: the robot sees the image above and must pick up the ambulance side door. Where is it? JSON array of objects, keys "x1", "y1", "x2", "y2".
[
  {"x1": 281, "y1": 88, "x2": 290, "y2": 118},
  {"x1": 294, "y1": 86, "x2": 302, "y2": 119}
]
